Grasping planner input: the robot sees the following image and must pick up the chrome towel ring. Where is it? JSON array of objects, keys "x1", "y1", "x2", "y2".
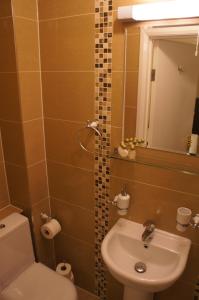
[{"x1": 78, "y1": 120, "x2": 102, "y2": 154}]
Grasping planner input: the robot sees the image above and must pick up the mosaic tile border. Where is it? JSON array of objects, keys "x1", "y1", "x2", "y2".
[{"x1": 94, "y1": 0, "x2": 113, "y2": 299}]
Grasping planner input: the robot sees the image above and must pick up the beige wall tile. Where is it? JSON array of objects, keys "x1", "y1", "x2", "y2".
[
  {"x1": 0, "y1": 0, "x2": 12, "y2": 17},
  {"x1": 112, "y1": 13, "x2": 125, "y2": 71},
  {"x1": 0, "y1": 121, "x2": 26, "y2": 165},
  {"x1": 55, "y1": 233, "x2": 95, "y2": 293},
  {"x1": 51, "y1": 198, "x2": 94, "y2": 244},
  {"x1": 23, "y1": 119, "x2": 45, "y2": 165},
  {"x1": 48, "y1": 161, "x2": 94, "y2": 210},
  {"x1": 14, "y1": 18, "x2": 40, "y2": 71},
  {"x1": 0, "y1": 162, "x2": 10, "y2": 208},
  {"x1": 0, "y1": 18, "x2": 17, "y2": 72},
  {"x1": 5, "y1": 163, "x2": 30, "y2": 210},
  {"x1": 19, "y1": 72, "x2": 42, "y2": 121},
  {"x1": 106, "y1": 272, "x2": 123, "y2": 300},
  {"x1": 77, "y1": 287, "x2": 99, "y2": 300},
  {"x1": 112, "y1": 72, "x2": 124, "y2": 127},
  {"x1": 111, "y1": 159, "x2": 199, "y2": 195},
  {"x1": 125, "y1": 71, "x2": 138, "y2": 107},
  {"x1": 156, "y1": 279, "x2": 194, "y2": 300},
  {"x1": 181, "y1": 243, "x2": 199, "y2": 284},
  {"x1": 126, "y1": 34, "x2": 140, "y2": 71},
  {"x1": 12, "y1": 0, "x2": 37, "y2": 19},
  {"x1": 0, "y1": 73, "x2": 21, "y2": 121},
  {"x1": 111, "y1": 126, "x2": 122, "y2": 150},
  {"x1": 38, "y1": 0, "x2": 94, "y2": 20},
  {"x1": 42, "y1": 71, "x2": 94, "y2": 121},
  {"x1": 28, "y1": 161, "x2": 48, "y2": 206},
  {"x1": 124, "y1": 106, "x2": 137, "y2": 138},
  {"x1": 40, "y1": 15, "x2": 94, "y2": 71},
  {"x1": 45, "y1": 119, "x2": 94, "y2": 170}
]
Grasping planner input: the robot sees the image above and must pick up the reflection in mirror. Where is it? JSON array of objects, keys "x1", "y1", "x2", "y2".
[{"x1": 123, "y1": 25, "x2": 199, "y2": 156}]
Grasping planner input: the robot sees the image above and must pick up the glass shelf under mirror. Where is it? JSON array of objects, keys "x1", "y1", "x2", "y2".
[{"x1": 110, "y1": 151, "x2": 199, "y2": 177}]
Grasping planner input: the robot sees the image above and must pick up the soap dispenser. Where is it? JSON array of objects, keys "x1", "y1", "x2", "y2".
[{"x1": 112, "y1": 185, "x2": 130, "y2": 216}]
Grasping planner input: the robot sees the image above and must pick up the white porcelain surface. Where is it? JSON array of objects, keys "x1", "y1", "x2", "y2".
[
  {"x1": 101, "y1": 218, "x2": 191, "y2": 293},
  {"x1": 0, "y1": 263, "x2": 78, "y2": 300},
  {"x1": 0, "y1": 213, "x2": 34, "y2": 292},
  {"x1": 0, "y1": 213, "x2": 78, "y2": 300}
]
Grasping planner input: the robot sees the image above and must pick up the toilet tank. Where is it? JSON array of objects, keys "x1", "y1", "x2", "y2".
[{"x1": 0, "y1": 213, "x2": 35, "y2": 292}]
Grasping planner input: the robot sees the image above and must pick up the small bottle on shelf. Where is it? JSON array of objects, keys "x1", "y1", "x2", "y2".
[{"x1": 118, "y1": 141, "x2": 128, "y2": 158}]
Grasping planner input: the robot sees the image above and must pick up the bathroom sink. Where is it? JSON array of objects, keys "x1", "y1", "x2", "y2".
[{"x1": 101, "y1": 219, "x2": 191, "y2": 299}]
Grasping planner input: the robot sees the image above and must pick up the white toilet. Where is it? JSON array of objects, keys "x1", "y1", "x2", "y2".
[{"x1": 0, "y1": 213, "x2": 78, "y2": 300}]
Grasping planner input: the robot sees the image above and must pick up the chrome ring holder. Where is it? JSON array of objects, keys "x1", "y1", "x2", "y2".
[{"x1": 78, "y1": 120, "x2": 102, "y2": 154}]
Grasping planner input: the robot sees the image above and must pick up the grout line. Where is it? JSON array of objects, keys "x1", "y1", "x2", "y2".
[
  {"x1": 39, "y1": 12, "x2": 94, "y2": 22},
  {"x1": 111, "y1": 174, "x2": 199, "y2": 198},
  {"x1": 36, "y1": 1, "x2": 50, "y2": 200},
  {"x1": 0, "y1": 16, "x2": 12, "y2": 20},
  {"x1": 45, "y1": 117, "x2": 85, "y2": 124},
  {"x1": 76, "y1": 286, "x2": 99, "y2": 300},
  {"x1": 47, "y1": 159, "x2": 94, "y2": 173},
  {"x1": 36, "y1": 0, "x2": 56, "y2": 268},
  {"x1": 31, "y1": 196, "x2": 50, "y2": 208},
  {"x1": 51, "y1": 196, "x2": 94, "y2": 213},
  {"x1": 112, "y1": 69, "x2": 138, "y2": 73},
  {"x1": 0, "y1": 71, "x2": 40, "y2": 74},
  {"x1": 60, "y1": 231, "x2": 94, "y2": 248},
  {"x1": 5, "y1": 159, "x2": 46, "y2": 169},
  {"x1": 0, "y1": 72, "x2": 17, "y2": 74},
  {"x1": 0, "y1": 204, "x2": 11, "y2": 212},
  {"x1": 0, "y1": 117, "x2": 43, "y2": 124},
  {"x1": 41, "y1": 70, "x2": 95, "y2": 73},
  {"x1": 13, "y1": 15, "x2": 36, "y2": 22}
]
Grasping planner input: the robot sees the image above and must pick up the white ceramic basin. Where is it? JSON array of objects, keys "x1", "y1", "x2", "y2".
[{"x1": 101, "y1": 218, "x2": 191, "y2": 295}]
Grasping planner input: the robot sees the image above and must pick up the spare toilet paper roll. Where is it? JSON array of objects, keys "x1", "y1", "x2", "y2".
[
  {"x1": 41, "y1": 219, "x2": 61, "y2": 239},
  {"x1": 56, "y1": 263, "x2": 74, "y2": 282}
]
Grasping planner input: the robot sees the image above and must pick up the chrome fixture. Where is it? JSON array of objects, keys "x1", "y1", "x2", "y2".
[
  {"x1": 78, "y1": 120, "x2": 102, "y2": 154},
  {"x1": 142, "y1": 220, "x2": 155, "y2": 243},
  {"x1": 190, "y1": 214, "x2": 199, "y2": 229}
]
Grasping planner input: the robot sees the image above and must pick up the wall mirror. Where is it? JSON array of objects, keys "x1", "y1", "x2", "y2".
[{"x1": 123, "y1": 25, "x2": 199, "y2": 156}]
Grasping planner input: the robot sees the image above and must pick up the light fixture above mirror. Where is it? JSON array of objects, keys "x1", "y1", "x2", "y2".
[{"x1": 118, "y1": 0, "x2": 199, "y2": 21}]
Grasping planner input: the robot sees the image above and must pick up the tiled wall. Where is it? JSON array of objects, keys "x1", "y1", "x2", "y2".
[
  {"x1": 0, "y1": 0, "x2": 53, "y2": 267},
  {"x1": 0, "y1": 0, "x2": 16, "y2": 210},
  {"x1": 38, "y1": 0, "x2": 96, "y2": 292},
  {"x1": 11, "y1": 0, "x2": 54, "y2": 268},
  {"x1": 109, "y1": 1, "x2": 199, "y2": 299}
]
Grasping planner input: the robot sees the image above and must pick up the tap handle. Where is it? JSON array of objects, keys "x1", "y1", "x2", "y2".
[{"x1": 143, "y1": 220, "x2": 155, "y2": 229}]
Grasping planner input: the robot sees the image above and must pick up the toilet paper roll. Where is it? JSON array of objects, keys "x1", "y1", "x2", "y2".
[
  {"x1": 56, "y1": 263, "x2": 74, "y2": 282},
  {"x1": 41, "y1": 219, "x2": 61, "y2": 239}
]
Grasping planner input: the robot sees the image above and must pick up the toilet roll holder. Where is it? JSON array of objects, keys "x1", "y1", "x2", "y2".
[{"x1": 40, "y1": 212, "x2": 52, "y2": 223}]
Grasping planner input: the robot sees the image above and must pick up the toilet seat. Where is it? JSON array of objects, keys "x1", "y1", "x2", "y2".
[{"x1": 0, "y1": 262, "x2": 78, "y2": 300}]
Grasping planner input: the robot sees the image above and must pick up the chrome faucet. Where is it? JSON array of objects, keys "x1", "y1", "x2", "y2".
[{"x1": 142, "y1": 221, "x2": 155, "y2": 243}]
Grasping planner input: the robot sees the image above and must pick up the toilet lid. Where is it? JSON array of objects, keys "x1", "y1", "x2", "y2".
[{"x1": 0, "y1": 263, "x2": 78, "y2": 300}]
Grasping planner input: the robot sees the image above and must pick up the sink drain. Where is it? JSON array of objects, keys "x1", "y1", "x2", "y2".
[{"x1": 134, "y1": 262, "x2": 147, "y2": 273}]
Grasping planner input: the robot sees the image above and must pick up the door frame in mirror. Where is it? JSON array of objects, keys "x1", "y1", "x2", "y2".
[{"x1": 136, "y1": 25, "x2": 199, "y2": 145}]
